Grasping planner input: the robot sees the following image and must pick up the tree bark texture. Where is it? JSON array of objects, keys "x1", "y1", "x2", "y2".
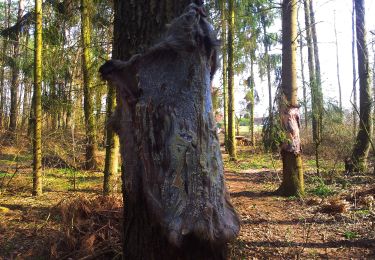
[
  {"x1": 262, "y1": 20, "x2": 273, "y2": 120},
  {"x1": 80, "y1": 0, "x2": 98, "y2": 170},
  {"x1": 249, "y1": 59, "x2": 255, "y2": 145},
  {"x1": 103, "y1": 82, "x2": 119, "y2": 195},
  {"x1": 0, "y1": 0, "x2": 10, "y2": 128},
  {"x1": 351, "y1": 0, "x2": 372, "y2": 172},
  {"x1": 221, "y1": 1, "x2": 228, "y2": 151},
  {"x1": 278, "y1": 0, "x2": 304, "y2": 197},
  {"x1": 32, "y1": 0, "x2": 42, "y2": 196},
  {"x1": 101, "y1": 2, "x2": 240, "y2": 259},
  {"x1": 352, "y1": 0, "x2": 358, "y2": 136},
  {"x1": 298, "y1": 23, "x2": 308, "y2": 129},
  {"x1": 227, "y1": 0, "x2": 237, "y2": 160},
  {"x1": 9, "y1": 0, "x2": 24, "y2": 134}
]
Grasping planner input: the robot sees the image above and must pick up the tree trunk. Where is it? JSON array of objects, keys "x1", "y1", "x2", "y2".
[
  {"x1": 21, "y1": 30, "x2": 31, "y2": 129},
  {"x1": 309, "y1": 0, "x2": 323, "y2": 173},
  {"x1": 352, "y1": 0, "x2": 358, "y2": 136},
  {"x1": 262, "y1": 22, "x2": 272, "y2": 120},
  {"x1": 304, "y1": 0, "x2": 320, "y2": 174},
  {"x1": 227, "y1": 0, "x2": 237, "y2": 160},
  {"x1": 249, "y1": 58, "x2": 255, "y2": 145},
  {"x1": 278, "y1": 0, "x2": 304, "y2": 197},
  {"x1": 221, "y1": 1, "x2": 228, "y2": 151},
  {"x1": 0, "y1": 0, "x2": 10, "y2": 129},
  {"x1": 351, "y1": 0, "x2": 372, "y2": 172},
  {"x1": 333, "y1": 11, "x2": 342, "y2": 113},
  {"x1": 9, "y1": 0, "x2": 24, "y2": 135},
  {"x1": 101, "y1": 1, "x2": 240, "y2": 258},
  {"x1": 298, "y1": 22, "x2": 308, "y2": 129},
  {"x1": 103, "y1": 82, "x2": 119, "y2": 195},
  {"x1": 80, "y1": 0, "x2": 98, "y2": 169},
  {"x1": 32, "y1": 0, "x2": 42, "y2": 196}
]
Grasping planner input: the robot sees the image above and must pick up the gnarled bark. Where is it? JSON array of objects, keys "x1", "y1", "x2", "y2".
[{"x1": 100, "y1": 4, "x2": 239, "y2": 259}]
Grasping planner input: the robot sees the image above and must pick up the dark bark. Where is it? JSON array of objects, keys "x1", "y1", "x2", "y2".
[
  {"x1": 351, "y1": 0, "x2": 372, "y2": 172},
  {"x1": 101, "y1": 2, "x2": 239, "y2": 258}
]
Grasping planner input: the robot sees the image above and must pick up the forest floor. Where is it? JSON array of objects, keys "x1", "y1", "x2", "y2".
[{"x1": 0, "y1": 145, "x2": 375, "y2": 259}]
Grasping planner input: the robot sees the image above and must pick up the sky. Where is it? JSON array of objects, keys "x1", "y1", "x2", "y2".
[{"x1": 221, "y1": 0, "x2": 375, "y2": 118}]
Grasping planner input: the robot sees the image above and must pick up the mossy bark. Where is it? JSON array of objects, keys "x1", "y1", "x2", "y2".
[
  {"x1": 279, "y1": 151, "x2": 304, "y2": 197},
  {"x1": 32, "y1": 0, "x2": 42, "y2": 196},
  {"x1": 278, "y1": 0, "x2": 304, "y2": 197},
  {"x1": 80, "y1": 0, "x2": 98, "y2": 170},
  {"x1": 227, "y1": 0, "x2": 237, "y2": 160},
  {"x1": 103, "y1": 83, "x2": 119, "y2": 195}
]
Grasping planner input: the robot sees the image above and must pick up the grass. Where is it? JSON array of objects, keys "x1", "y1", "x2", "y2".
[
  {"x1": 308, "y1": 177, "x2": 336, "y2": 197},
  {"x1": 224, "y1": 151, "x2": 281, "y2": 172}
]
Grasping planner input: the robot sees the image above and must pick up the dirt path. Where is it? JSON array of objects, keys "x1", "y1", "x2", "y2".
[{"x1": 226, "y1": 169, "x2": 375, "y2": 259}]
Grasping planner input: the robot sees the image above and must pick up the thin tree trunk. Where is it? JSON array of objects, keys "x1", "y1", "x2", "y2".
[
  {"x1": 103, "y1": 84, "x2": 119, "y2": 195},
  {"x1": 352, "y1": 0, "x2": 358, "y2": 136},
  {"x1": 262, "y1": 22, "x2": 273, "y2": 120},
  {"x1": 32, "y1": 0, "x2": 42, "y2": 196},
  {"x1": 81, "y1": 0, "x2": 98, "y2": 169},
  {"x1": 227, "y1": 0, "x2": 237, "y2": 160},
  {"x1": 309, "y1": 0, "x2": 323, "y2": 174},
  {"x1": 221, "y1": 2, "x2": 228, "y2": 151},
  {"x1": 304, "y1": 0, "x2": 321, "y2": 174},
  {"x1": 21, "y1": 31, "x2": 30, "y2": 129},
  {"x1": 0, "y1": 1, "x2": 10, "y2": 129},
  {"x1": 278, "y1": 0, "x2": 304, "y2": 197},
  {"x1": 103, "y1": 1, "x2": 239, "y2": 258},
  {"x1": 249, "y1": 58, "x2": 255, "y2": 145},
  {"x1": 298, "y1": 22, "x2": 308, "y2": 129},
  {"x1": 351, "y1": 0, "x2": 372, "y2": 172},
  {"x1": 9, "y1": 0, "x2": 24, "y2": 134},
  {"x1": 333, "y1": 11, "x2": 342, "y2": 113}
]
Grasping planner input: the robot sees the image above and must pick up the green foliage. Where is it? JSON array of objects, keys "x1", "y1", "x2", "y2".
[
  {"x1": 344, "y1": 231, "x2": 358, "y2": 240},
  {"x1": 309, "y1": 177, "x2": 335, "y2": 197}
]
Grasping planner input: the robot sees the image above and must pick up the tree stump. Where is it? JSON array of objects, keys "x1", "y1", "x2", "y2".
[{"x1": 100, "y1": 4, "x2": 239, "y2": 259}]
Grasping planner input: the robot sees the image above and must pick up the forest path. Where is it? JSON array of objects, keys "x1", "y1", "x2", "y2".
[
  {"x1": 225, "y1": 166, "x2": 375, "y2": 259},
  {"x1": 0, "y1": 145, "x2": 375, "y2": 259}
]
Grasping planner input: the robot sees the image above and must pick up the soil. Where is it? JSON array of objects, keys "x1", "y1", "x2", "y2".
[
  {"x1": 227, "y1": 168, "x2": 375, "y2": 259},
  {"x1": 0, "y1": 146, "x2": 375, "y2": 259}
]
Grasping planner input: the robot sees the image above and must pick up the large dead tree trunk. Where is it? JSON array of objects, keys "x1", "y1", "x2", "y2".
[{"x1": 100, "y1": 3, "x2": 239, "y2": 259}]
